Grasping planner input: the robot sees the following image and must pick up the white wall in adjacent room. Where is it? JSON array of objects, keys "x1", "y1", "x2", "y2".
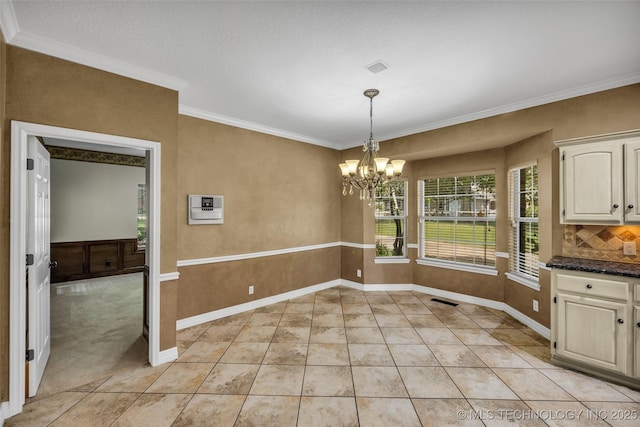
[{"x1": 50, "y1": 159, "x2": 145, "y2": 243}]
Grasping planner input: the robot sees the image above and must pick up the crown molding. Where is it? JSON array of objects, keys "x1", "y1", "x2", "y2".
[
  {"x1": 345, "y1": 72, "x2": 640, "y2": 149},
  {"x1": 0, "y1": 0, "x2": 19, "y2": 41},
  {"x1": 179, "y1": 104, "x2": 343, "y2": 150},
  {"x1": 2, "y1": 21, "x2": 187, "y2": 91}
]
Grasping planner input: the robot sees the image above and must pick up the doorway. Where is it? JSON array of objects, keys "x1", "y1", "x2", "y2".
[
  {"x1": 39, "y1": 142, "x2": 148, "y2": 396},
  {"x1": 8, "y1": 121, "x2": 162, "y2": 417}
]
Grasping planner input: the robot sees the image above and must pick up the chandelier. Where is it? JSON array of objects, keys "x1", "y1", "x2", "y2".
[{"x1": 339, "y1": 89, "x2": 406, "y2": 205}]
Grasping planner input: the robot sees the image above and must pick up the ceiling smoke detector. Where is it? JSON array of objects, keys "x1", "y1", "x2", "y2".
[{"x1": 365, "y1": 60, "x2": 389, "y2": 74}]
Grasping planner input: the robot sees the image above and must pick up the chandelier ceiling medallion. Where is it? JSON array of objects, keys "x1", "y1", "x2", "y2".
[{"x1": 339, "y1": 89, "x2": 406, "y2": 206}]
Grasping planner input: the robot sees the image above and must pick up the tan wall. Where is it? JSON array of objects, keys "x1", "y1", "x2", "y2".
[
  {"x1": 352, "y1": 84, "x2": 640, "y2": 327},
  {"x1": 0, "y1": 45, "x2": 181, "y2": 375},
  {"x1": 176, "y1": 115, "x2": 341, "y2": 320},
  {"x1": 177, "y1": 115, "x2": 341, "y2": 258},
  {"x1": 3, "y1": 46, "x2": 180, "y2": 273},
  {"x1": 504, "y1": 132, "x2": 556, "y2": 326},
  {"x1": 177, "y1": 247, "x2": 340, "y2": 319}
]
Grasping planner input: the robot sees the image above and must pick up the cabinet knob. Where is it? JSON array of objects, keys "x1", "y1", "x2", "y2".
[
  {"x1": 637, "y1": 322, "x2": 640, "y2": 328},
  {"x1": 617, "y1": 319, "x2": 624, "y2": 324},
  {"x1": 586, "y1": 284, "x2": 593, "y2": 289},
  {"x1": 613, "y1": 204, "x2": 619, "y2": 209},
  {"x1": 628, "y1": 204, "x2": 635, "y2": 209}
]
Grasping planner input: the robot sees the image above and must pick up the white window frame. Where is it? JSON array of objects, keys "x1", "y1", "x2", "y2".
[
  {"x1": 418, "y1": 173, "x2": 497, "y2": 274},
  {"x1": 374, "y1": 180, "x2": 408, "y2": 262},
  {"x1": 506, "y1": 163, "x2": 540, "y2": 291}
]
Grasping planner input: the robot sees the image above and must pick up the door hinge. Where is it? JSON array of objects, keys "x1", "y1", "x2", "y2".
[
  {"x1": 561, "y1": 154, "x2": 565, "y2": 161},
  {"x1": 553, "y1": 342, "x2": 557, "y2": 349},
  {"x1": 26, "y1": 349, "x2": 34, "y2": 362},
  {"x1": 26, "y1": 158, "x2": 34, "y2": 170},
  {"x1": 26, "y1": 254, "x2": 34, "y2": 266},
  {"x1": 553, "y1": 296, "x2": 557, "y2": 303},
  {"x1": 561, "y1": 210, "x2": 565, "y2": 216}
]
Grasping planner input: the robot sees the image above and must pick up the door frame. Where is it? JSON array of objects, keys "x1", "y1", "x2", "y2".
[{"x1": 8, "y1": 121, "x2": 162, "y2": 417}]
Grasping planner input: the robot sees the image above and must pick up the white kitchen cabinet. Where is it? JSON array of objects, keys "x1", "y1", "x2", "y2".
[
  {"x1": 635, "y1": 305, "x2": 640, "y2": 378},
  {"x1": 551, "y1": 269, "x2": 639, "y2": 388},
  {"x1": 557, "y1": 131, "x2": 640, "y2": 225},
  {"x1": 635, "y1": 284, "x2": 640, "y2": 378},
  {"x1": 625, "y1": 140, "x2": 640, "y2": 223},
  {"x1": 556, "y1": 292, "x2": 627, "y2": 373}
]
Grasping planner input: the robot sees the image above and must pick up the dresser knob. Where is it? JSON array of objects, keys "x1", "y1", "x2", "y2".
[
  {"x1": 628, "y1": 204, "x2": 634, "y2": 209},
  {"x1": 586, "y1": 284, "x2": 593, "y2": 289},
  {"x1": 617, "y1": 319, "x2": 624, "y2": 324},
  {"x1": 613, "y1": 204, "x2": 619, "y2": 209}
]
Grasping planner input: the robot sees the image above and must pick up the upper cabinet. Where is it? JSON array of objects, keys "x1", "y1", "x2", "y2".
[
  {"x1": 625, "y1": 141, "x2": 640, "y2": 223},
  {"x1": 558, "y1": 131, "x2": 640, "y2": 225}
]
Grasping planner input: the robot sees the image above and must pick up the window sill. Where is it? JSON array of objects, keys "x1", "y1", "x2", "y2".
[
  {"x1": 374, "y1": 257, "x2": 411, "y2": 264},
  {"x1": 505, "y1": 272, "x2": 541, "y2": 291},
  {"x1": 416, "y1": 258, "x2": 498, "y2": 276}
]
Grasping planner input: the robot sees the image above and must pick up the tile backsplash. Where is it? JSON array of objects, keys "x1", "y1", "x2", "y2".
[{"x1": 563, "y1": 225, "x2": 640, "y2": 263}]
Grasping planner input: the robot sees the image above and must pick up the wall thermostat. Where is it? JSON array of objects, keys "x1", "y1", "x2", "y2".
[{"x1": 188, "y1": 194, "x2": 223, "y2": 225}]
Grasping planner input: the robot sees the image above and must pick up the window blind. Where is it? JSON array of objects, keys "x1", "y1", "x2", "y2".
[{"x1": 508, "y1": 165, "x2": 539, "y2": 279}]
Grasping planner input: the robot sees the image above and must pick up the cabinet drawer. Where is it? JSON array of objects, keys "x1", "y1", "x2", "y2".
[{"x1": 556, "y1": 272, "x2": 629, "y2": 300}]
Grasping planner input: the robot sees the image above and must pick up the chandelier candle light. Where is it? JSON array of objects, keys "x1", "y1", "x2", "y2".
[{"x1": 339, "y1": 89, "x2": 406, "y2": 205}]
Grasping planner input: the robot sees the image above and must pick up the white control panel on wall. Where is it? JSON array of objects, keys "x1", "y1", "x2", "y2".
[{"x1": 188, "y1": 194, "x2": 224, "y2": 225}]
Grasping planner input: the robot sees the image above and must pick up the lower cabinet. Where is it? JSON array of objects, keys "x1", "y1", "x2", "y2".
[
  {"x1": 551, "y1": 269, "x2": 639, "y2": 388},
  {"x1": 635, "y1": 305, "x2": 640, "y2": 379},
  {"x1": 556, "y1": 293, "x2": 627, "y2": 373},
  {"x1": 635, "y1": 284, "x2": 640, "y2": 378},
  {"x1": 51, "y1": 238, "x2": 145, "y2": 283}
]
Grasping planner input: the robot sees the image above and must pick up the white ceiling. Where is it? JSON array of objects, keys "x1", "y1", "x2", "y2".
[{"x1": 2, "y1": 1, "x2": 640, "y2": 151}]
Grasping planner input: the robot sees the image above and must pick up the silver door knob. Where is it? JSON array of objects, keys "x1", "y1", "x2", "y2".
[{"x1": 49, "y1": 260, "x2": 58, "y2": 269}]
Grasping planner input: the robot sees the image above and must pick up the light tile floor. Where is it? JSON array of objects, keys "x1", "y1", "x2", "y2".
[{"x1": 7, "y1": 286, "x2": 640, "y2": 426}]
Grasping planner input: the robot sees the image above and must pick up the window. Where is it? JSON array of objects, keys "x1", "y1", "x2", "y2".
[
  {"x1": 375, "y1": 180, "x2": 407, "y2": 257},
  {"x1": 419, "y1": 173, "x2": 496, "y2": 270},
  {"x1": 137, "y1": 183, "x2": 147, "y2": 249},
  {"x1": 508, "y1": 164, "x2": 539, "y2": 283}
]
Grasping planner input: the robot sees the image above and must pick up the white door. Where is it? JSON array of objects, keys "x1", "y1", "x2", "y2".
[{"x1": 27, "y1": 136, "x2": 51, "y2": 396}]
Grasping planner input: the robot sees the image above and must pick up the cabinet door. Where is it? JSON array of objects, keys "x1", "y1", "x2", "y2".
[
  {"x1": 556, "y1": 293, "x2": 627, "y2": 374},
  {"x1": 561, "y1": 141, "x2": 623, "y2": 224},
  {"x1": 624, "y1": 139, "x2": 640, "y2": 223},
  {"x1": 635, "y1": 307, "x2": 639, "y2": 378}
]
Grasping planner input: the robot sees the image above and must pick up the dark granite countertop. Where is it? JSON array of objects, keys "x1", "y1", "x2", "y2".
[{"x1": 546, "y1": 256, "x2": 640, "y2": 278}]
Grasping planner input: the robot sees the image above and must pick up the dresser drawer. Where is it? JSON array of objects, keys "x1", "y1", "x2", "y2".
[{"x1": 556, "y1": 272, "x2": 629, "y2": 300}]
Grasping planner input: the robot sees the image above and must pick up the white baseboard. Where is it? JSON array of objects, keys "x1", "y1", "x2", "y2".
[
  {"x1": 1, "y1": 401, "x2": 8, "y2": 427},
  {"x1": 156, "y1": 347, "x2": 178, "y2": 366},
  {"x1": 503, "y1": 305, "x2": 551, "y2": 339},
  {"x1": 412, "y1": 284, "x2": 506, "y2": 311},
  {"x1": 412, "y1": 283, "x2": 550, "y2": 339},
  {"x1": 175, "y1": 278, "x2": 549, "y2": 341},
  {"x1": 177, "y1": 279, "x2": 340, "y2": 330}
]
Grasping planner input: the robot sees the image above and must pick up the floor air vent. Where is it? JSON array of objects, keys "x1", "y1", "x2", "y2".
[{"x1": 431, "y1": 298, "x2": 458, "y2": 307}]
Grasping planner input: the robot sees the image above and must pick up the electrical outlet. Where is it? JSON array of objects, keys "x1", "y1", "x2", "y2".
[
  {"x1": 249, "y1": 285, "x2": 254, "y2": 295},
  {"x1": 532, "y1": 300, "x2": 539, "y2": 312},
  {"x1": 356, "y1": 269, "x2": 362, "y2": 278},
  {"x1": 623, "y1": 242, "x2": 637, "y2": 256}
]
